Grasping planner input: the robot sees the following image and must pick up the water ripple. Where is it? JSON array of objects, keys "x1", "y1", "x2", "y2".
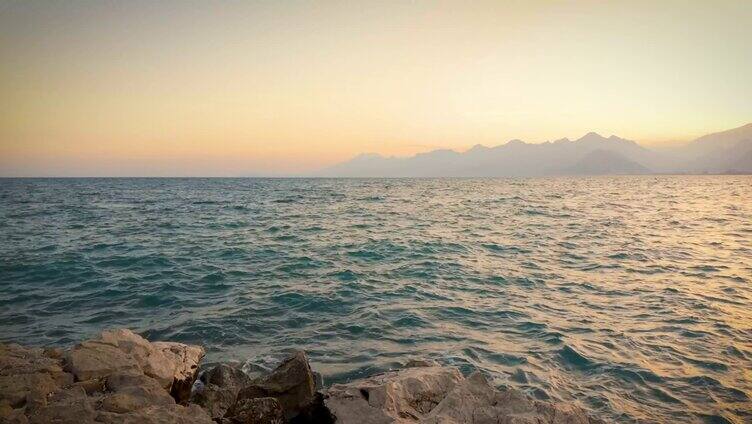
[{"x1": 1, "y1": 176, "x2": 751, "y2": 423}]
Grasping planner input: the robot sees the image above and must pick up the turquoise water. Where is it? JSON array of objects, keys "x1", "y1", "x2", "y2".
[{"x1": 1, "y1": 177, "x2": 750, "y2": 423}]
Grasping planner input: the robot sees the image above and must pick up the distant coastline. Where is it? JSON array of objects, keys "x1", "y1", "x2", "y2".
[{"x1": 317, "y1": 123, "x2": 752, "y2": 178}]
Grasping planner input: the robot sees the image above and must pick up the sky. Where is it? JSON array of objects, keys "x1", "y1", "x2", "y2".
[{"x1": 1, "y1": 0, "x2": 751, "y2": 177}]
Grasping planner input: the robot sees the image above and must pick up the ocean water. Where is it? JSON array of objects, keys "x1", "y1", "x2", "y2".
[{"x1": 1, "y1": 177, "x2": 750, "y2": 423}]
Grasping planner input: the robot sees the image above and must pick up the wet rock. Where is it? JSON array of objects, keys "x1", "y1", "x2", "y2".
[
  {"x1": 191, "y1": 363, "x2": 252, "y2": 420},
  {"x1": 324, "y1": 365, "x2": 463, "y2": 423},
  {"x1": 237, "y1": 351, "x2": 316, "y2": 420},
  {"x1": 225, "y1": 397, "x2": 285, "y2": 424}
]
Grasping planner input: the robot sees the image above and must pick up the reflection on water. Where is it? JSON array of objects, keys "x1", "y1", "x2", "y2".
[{"x1": 0, "y1": 176, "x2": 750, "y2": 423}]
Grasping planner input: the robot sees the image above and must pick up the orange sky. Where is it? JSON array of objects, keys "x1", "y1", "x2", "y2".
[{"x1": 1, "y1": 1, "x2": 751, "y2": 176}]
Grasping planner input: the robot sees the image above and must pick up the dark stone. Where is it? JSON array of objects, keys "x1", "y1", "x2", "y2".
[
  {"x1": 225, "y1": 397, "x2": 285, "y2": 424},
  {"x1": 236, "y1": 351, "x2": 315, "y2": 421},
  {"x1": 191, "y1": 364, "x2": 252, "y2": 420},
  {"x1": 289, "y1": 392, "x2": 335, "y2": 424}
]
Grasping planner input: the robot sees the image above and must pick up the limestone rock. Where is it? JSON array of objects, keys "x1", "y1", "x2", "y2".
[
  {"x1": 101, "y1": 372, "x2": 176, "y2": 413},
  {"x1": 26, "y1": 385, "x2": 96, "y2": 424},
  {"x1": 225, "y1": 397, "x2": 285, "y2": 424},
  {"x1": 95, "y1": 404, "x2": 214, "y2": 424},
  {"x1": 65, "y1": 341, "x2": 142, "y2": 382},
  {"x1": 0, "y1": 343, "x2": 74, "y2": 409},
  {"x1": 324, "y1": 366, "x2": 463, "y2": 423},
  {"x1": 1, "y1": 330, "x2": 210, "y2": 424},
  {"x1": 237, "y1": 351, "x2": 316, "y2": 420},
  {"x1": 97, "y1": 329, "x2": 177, "y2": 388},
  {"x1": 153, "y1": 341, "x2": 205, "y2": 403},
  {"x1": 423, "y1": 372, "x2": 601, "y2": 424},
  {"x1": 64, "y1": 329, "x2": 204, "y2": 403},
  {"x1": 325, "y1": 366, "x2": 601, "y2": 424},
  {"x1": 191, "y1": 363, "x2": 252, "y2": 420}
]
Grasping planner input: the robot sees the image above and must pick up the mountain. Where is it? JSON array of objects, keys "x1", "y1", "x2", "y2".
[
  {"x1": 563, "y1": 149, "x2": 651, "y2": 175},
  {"x1": 672, "y1": 123, "x2": 752, "y2": 173},
  {"x1": 317, "y1": 123, "x2": 752, "y2": 177}
]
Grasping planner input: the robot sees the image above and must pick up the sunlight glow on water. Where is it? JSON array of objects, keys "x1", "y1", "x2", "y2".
[{"x1": 1, "y1": 176, "x2": 750, "y2": 423}]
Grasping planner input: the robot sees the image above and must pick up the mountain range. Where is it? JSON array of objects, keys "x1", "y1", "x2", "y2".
[{"x1": 317, "y1": 123, "x2": 752, "y2": 177}]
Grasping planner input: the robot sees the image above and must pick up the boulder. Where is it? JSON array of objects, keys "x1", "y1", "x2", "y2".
[
  {"x1": 423, "y1": 371, "x2": 601, "y2": 424},
  {"x1": 236, "y1": 351, "x2": 316, "y2": 420},
  {"x1": 101, "y1": 372, "x2": 176, "y2": 413},
  {"x1": 25, "y1": 385, "x2": 97, "y2": 424},
  {"x1": 191, "y1": 363, "x2": 252, "y2": 420},
  {"x1": 0, "y1": 343, "x2": 74, "y2": 409},
  {"x1": 64, "y1": 329, "x2": 204, "y2": 403},
  {"x1": 325, "y1": 366, "x2": 602, "y2": 424},
  {"x1": 95, "y1": 404, "x2": 214, "y2": 424},
  {"x1": 65, "y1": 341, "x2": 142, "y2": 382},
  {"x1": 225, "y1": 397, "x2": 285, "y2": 424},
  {"x1": 324, "y1": 365, "x2": 463, "y2": 423},
  {"x1": 97, "y1": 329, "x2": 176, "y2": 388},
  {"x1": 153, "y1": 341, "x2": 205, "y2": 403},
  {"x1": 1, "y1": 330, "x2": 210, "y2": 424}
]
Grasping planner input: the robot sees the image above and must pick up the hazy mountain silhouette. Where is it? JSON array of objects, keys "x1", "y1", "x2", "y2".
[
  {"x1": 562, "y1": 150, "x2": 651, "y2": 175},
  {"x1": 317, "y1": 123, "x2": 752, "y2": 177},
  {"x1": 669, "y1": 123, "x2": 752, "y2": 173}
]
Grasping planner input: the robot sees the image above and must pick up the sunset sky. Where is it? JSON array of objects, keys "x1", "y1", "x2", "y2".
[{"x1": 1, "y1": 0, "x2": 751, "y2": 176}]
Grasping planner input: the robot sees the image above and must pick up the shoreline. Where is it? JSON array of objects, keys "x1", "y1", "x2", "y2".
[{"x1": 1, "y1": 328, "x2": 603, "y2": 424}]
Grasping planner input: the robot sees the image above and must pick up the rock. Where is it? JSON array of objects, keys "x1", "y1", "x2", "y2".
[
  {"x1": 65, "y1": 341, "x2": 142, "y2": 382},
  {"x1": 0, "y1": 403, "x2": 28, "y2": 424},
  {"x1": 26, "y1": 385, "x2": 97, "y2": 424},
  {"x1": 325, "y1": 367, "x2": 601, "y2": 424},
  {"x1": 289, "y1": 392, "x2": 335, "y2": 424},
  {"x1": 97, "y1": 329, "x2": 177, "y2": 388},
  {"x1": 312, "y1": 371, "x2": 324, "y2": 391},
  {"x1": 72, "y1": 377, "x2": 107, "y2": 395},
  {"x1": 424, "y1": 371, "x2": 601, "y2": 424},
  {"x1": 1, "y1": 330, "x2": 210, "y2": 424},
  {"x1": 0, "y1": 343, "x2": 74, "y2": 409},
  {"x1": 95, "y1": 404, "x2": 214, "y2": 424},
  {"x1": 65, "y1": 329, "x2": 204, "y2": 403},
  {"x1": 324, "y1": 365, "x2": 463, "y2": 423},
  {"x1": 191, "y1": 364, "x2": 252, "y2": 420},
  {"x1": 236, "y1": 351, "x2": 316, "y2": 420},
  {"x1": 2, "y1": 334, "x2": 605, "y2": 424},
  {"x1": 225, "y1": 397, "x2": 285, "y2": 424},
  {"x1": 101, "y1": 372, "x2": 176, "y2": 413},
  {"x1": 153, "y1": 341, "x2": 205, "y2": 403}
]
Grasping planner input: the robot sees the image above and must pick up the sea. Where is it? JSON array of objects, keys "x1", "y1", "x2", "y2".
[{"x1": 0, "y1": 176, "x2": 750, "y2": 423}]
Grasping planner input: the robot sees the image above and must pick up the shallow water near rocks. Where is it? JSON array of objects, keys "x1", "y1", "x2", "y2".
[{"x1": 1, "y1": 176, "x2": 750, "y2": 423}]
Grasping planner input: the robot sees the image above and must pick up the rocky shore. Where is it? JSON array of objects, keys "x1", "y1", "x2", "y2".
[{"x1": 0, "y1": 329, "x2": 603, "y2": 424}]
